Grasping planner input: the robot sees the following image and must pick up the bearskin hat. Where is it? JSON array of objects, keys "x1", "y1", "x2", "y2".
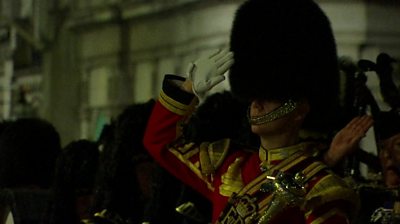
[
  {"x1": 376, "y1": 110, "x2": 400, "y2": 141},
  {"x1": 229, "y1": 0, "x2": 340, "y2": 133}
]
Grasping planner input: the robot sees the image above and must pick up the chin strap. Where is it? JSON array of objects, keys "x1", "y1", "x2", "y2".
[{"x1": 248, "y1": 99, "x2": 297, "y2": 125}]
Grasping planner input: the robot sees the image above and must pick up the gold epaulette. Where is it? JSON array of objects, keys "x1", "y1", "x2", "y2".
[
  {"x1": 219, "y1": 157, "x2": 245, "y2": 197},
  {"x1": 199, "y1": 138, "x2": 231, "y2": 176},
  {"x1": 169, "y1": 139, "x2": 230, "y2": 191},
  {"x1": 304, "y1": 173, "x2": 360, "y2": 220}
]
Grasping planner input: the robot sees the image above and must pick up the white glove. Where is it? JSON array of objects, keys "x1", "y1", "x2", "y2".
[{"x1": 187, "y1": 49, "x2": 234, "y2": 102}]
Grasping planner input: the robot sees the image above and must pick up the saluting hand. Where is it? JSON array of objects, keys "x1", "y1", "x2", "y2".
[
  {"x1": 186, "y1": 49, "x2": 234, "y2": 102},
  {"x1": 325, "y1": 115, "x2": 374, "y2": 167}
]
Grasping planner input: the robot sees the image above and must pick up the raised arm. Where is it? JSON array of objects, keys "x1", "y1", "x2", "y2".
[
  {"x1": 143, "y1": 49, "x2": 233, "y2": 197},
  {"x1": 324, "y1": 115, "x2": 374, "y2": 167}
]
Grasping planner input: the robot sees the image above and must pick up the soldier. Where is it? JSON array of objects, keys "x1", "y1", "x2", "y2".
[
  {"x1": 143, "y1": 0, "x2": 372, "y2": 223},
  {"x1": 0, "y1": 118, "x2": 62, "y2": 224},
  {"x1": 44, "y1": 139, "x2": 100, "y2": 224},
  {"x1": 86, "y1": 100, "x2": 207, "y2": 224},
  {"x1": 356, "y1": 110, "x2": 400, "y2": 224}
]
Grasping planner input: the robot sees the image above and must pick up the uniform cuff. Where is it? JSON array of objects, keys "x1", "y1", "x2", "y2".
[{"x1": 159, "y1": 74, "x2": 196, "y2": 115}]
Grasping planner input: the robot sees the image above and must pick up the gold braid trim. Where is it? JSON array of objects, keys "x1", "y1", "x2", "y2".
[
  {"x1": 302, "y1": 161, "x2": 328, "y2": 182},
  {"x1": 199, "y1": 142, "x2": 213, "y2": 175},
  {"x1": 174, "y1": 142, "x2": 198, "y2": 159},
  {"x1": 304, "y1": 174, "x2": 359, "y2": 220},
  {"x1": 309, "y1": 208, "x2": 349, "y2": 224},
  {"x1": 159, "y1": 90, "x2": 192, "y2": 115},
  {"x1": 169, "y1": 145, "x2": 214, "y2": 191},
  {"x1": 258, "y1": 195, "x2": 274, "y2": 212}
]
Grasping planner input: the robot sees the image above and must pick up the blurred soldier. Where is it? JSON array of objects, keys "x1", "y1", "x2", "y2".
[
  {"x1": 86, "y1": 100, "x2": 206, "y2": 224},
  {"x1": 0, "y1": 118, "x2": 61, "y2": 224},
  {"x1": 44, "y1": 139, "x2": 100, "y2": 224},
  {"x1": 85, "y1": 100, "x2": 158, "y2": 224},
  {"x1": 354, "y1": 110, "x2": 400, "y2": 224}
]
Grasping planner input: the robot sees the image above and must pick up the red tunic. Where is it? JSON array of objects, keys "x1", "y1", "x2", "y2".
[{"x1": 143, "y1": 75, "x2": 359, "y2": 223}]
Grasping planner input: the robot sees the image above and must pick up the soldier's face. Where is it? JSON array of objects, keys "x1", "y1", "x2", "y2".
[{"x1": 380, "y1": 133, "x2": 400, "y2": 187}]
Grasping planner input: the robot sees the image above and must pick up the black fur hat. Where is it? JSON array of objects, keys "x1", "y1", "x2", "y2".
[
  {"x1": 377, "y1": 110, "x2": 400, "y2": 141},
  {"x1": 229, "y1": 0, "x2": 340, "y2": 132}
]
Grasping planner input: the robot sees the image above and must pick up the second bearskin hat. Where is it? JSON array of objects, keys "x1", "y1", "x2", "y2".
[
  {"x1": 229, "y1": 0, "x2": 340, "y2": 133},
  {"x1": 376, "y1": 110, "x2": 400, "y2": 141}
]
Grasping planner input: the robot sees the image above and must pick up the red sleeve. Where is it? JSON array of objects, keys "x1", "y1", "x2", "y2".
[{"x1": 143, "y1": 75, "x2": 214, "y2": 200}]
